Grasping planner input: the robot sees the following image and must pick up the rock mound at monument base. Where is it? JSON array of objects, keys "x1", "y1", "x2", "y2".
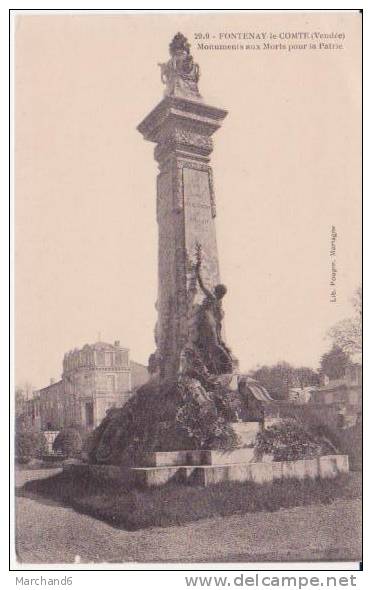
[{"x1": 87, "y1": 376, "x2": 253, "y2": 466}]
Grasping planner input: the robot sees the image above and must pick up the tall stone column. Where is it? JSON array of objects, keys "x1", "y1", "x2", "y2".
[{"x1": 138, "y1": 33, "x2": 228, "y2": 381}]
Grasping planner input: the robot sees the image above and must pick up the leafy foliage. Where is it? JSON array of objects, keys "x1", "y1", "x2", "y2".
[
  {"x1": 15, "y1": 430, "x2": 47, "y2": 462},
  {"x1": 175, "y1": 380, "x2": 239, "y2": 450},
  {"x1": 15, "y1": 413, "x2": 35, "y2": 433},
  {"x1": 320, "y1": 345, "x2": 350, "y2": 380},
  {"x1": 255, "y1": 419, "x2": 327, "y2": 462},
  {"x1": 328, "y1": 286, "x2": 362, "y2": 354},
  {"x1": 294, "y1": 367, "x2": 320, "y2": 389},
  {"x1": 251, "y1": 363, "x2": 319, "y2": 400},
  {"x1": 53, "y1": 428, "x2": 83, "y2": 458}
]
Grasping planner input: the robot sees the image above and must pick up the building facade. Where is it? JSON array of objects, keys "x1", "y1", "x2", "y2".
[
  {"x1": 311, "y1": 361, "x2": 362, "y2": 408},
  {"x1": 30, "y1": 341, "x2": 148, "y2": 431}
]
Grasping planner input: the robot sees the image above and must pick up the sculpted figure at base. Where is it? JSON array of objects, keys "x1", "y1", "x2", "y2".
[{"x1": 193, "y1": 244, "x2": 234, "y2": 375}]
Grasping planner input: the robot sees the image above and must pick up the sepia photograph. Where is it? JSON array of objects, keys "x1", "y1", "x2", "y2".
[{"x1": 12, "y1": 10, "x2": 362, "y2": 567}]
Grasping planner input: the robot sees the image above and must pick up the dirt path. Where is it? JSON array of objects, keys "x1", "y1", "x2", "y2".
[{"x1": 15, "y1": 469, "x2": 362, "y2": 565}]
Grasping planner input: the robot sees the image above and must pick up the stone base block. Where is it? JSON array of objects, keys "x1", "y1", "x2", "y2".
[
  {"x1": 200, "y1": 447, "x2": 256, "y2": 465},
  {"x1": 140, "y1": 451, "x2": 191, "y2": 467},
  {"x1": 141, "y1": 447, "x2": 256, "y2": 467},
  {"x1": 191, "y1": 462, "x2": 273, "y2": 486},
  {"x1": 231, "y1": 422, "x2": 261, "y2": 446},
  {"x1": 319, "y1": 454, "x2": 349, "y2": 477},
  {"x1": 129, "y1": 454, "x2": 349, "y2": 488},
  {"x1": 191, "y1": 455, "x2": 349, "y2": 487},
  {"x1": 131, "y1": 465, "x2": 197, "y2": 487}
]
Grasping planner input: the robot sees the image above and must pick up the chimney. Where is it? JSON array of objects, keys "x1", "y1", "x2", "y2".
[{"x1": 114, "y1": 340, "x2": 120, "y2": 347}]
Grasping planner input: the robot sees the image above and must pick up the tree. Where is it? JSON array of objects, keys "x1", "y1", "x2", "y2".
[
  {"x1": 16, "y1": 381, "x2": 34, "y2": 400},
  {"x1": 15, "y1": 431, "x2": 47, "y2": 463},
  {"x1": 328, "y1": 286, "x2": 362, "y2": 355},
  {"x1": 293, "y1": 366, "x2": 319, "y2": 389},
  {"x1": 250, "y1": 363, "x2": 292, "y2": 400},
  {"x1": 15, "y1": 388, "x2": 26, "y2": 417},
  {"x1": 320, "y1": 345, "x2": 350, "y2": 380},
  {"x1": 15, "y1": 413, "x2": 34, "y2": 433},
  {"x1": 251, "y1": 362, "x2": 317, "y2": 400},
  {"x1": 53, "y1": 428, "x2": 83, "y2": 458},
  {"x1": 15, "y1": 382, "x2": 35, "y2": 427},
  {"x1": 255, "y1": 418, "x2": 328, "y2": 461}
]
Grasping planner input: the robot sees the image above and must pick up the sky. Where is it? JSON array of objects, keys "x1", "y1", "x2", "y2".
[{"x1": 14, "y1": 12, "x2": 361, "y2": 389}]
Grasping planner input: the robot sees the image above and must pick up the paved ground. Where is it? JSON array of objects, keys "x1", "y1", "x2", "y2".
[{"x1": 15, "y1": 468, "x2": 362, "y2": 565}]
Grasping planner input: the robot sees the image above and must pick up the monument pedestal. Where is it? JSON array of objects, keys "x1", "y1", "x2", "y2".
[
  {"x1": 138, "y1": 95, "x2": 228, "y2": 381},
  {"x1": 128, "y1": 452, "x2": 349, "y2": 488}
]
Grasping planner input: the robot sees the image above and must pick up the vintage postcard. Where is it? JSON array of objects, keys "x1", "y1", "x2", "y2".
[{"x1": 12, "y1": 10, "x2": 362, "y2": 568}]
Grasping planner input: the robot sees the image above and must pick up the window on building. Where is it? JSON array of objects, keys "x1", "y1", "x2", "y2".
[
  {"x1": 85, "y1": 402, "x2": 94, "y2": 427},
  {"x1": 105, "y1": 375, "x2": 115, "y2": 391},
  {"x1": 116, "y1": 351, "x2": 128, "y2": 366},
  {"x1": 105, "y1": 352, "x2": 113, "y2": 367},
  {"x1": 96, "y1": 351, "x2": 105, "y2": 365}
]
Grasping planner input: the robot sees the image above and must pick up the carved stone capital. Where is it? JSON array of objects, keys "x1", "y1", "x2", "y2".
[
  {"x1": 154, "y1": 128, "x2": 213, "y2": 164},
  {"x1": 138, "y1": 96, "x2": 227, "y2": 146}
]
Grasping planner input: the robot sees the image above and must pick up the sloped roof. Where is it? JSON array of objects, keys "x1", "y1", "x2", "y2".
[
  {"x1": 90, "y1": 341, "x2": 115, "y2": 350},
  {"x1": 239, "y1": 376, "x2": 274, "y2": 402},
  {"x1": 248, "y1": 384, "x2": 274, "y2": 402},
  {"x1": 65, "y1": 341, "x2": 129, "y2": 356}
]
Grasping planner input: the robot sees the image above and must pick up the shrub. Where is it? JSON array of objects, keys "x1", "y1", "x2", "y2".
[
  {"x1": 88, "y1": 378, "x2": 241, "y2": 465},
  {"x1": 255, "y1": 418, "x2": 329, "y2": 462},
  {"x1": 53, "y1": 427, "x2": 83, "y2": 458},
  {"x1": 175, "y1": 386, "x2": 239, "y2": 450},
  {"x1": 81, "y1": 430, "x2": 97, "y2": 461},
  {"x1": 15, "y1": 430, "x2": 47, "y2": 462}
]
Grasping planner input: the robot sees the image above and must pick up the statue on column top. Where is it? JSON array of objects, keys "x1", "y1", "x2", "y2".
[{"x1": 159, "y1": 33, "x2": 202, "y2": 100}]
